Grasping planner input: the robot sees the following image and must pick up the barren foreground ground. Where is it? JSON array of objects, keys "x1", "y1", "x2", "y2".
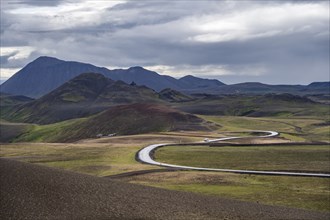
[{"x1": 1, "y1": 158, "x2": 329, "y2": 220}]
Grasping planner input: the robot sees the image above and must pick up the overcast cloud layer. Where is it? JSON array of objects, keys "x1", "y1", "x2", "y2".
[{"x1": 0, "y1": 0, "x2": 329, "y2": 84}]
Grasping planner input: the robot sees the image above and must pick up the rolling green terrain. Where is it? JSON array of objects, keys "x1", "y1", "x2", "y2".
[
  {"x1": 155, "y1": 145, "x2": 330, "y2": 172},
  {"x1": 175, "y1": 93, "x2": 329, "y2": 117},
  {"x1": 202, "y1": 116, "x2": 330, "y2": 142},
  {"x1": 2, "y1": 73, "x2": 162, "y2": 124},
  {"x1": 2, "y1": 76, "x2": 329, "y2": 126},
  {"x1": 0, "y1": 93, "x2": 34, "y2": 120},
  {"x1": 0, "y1": 121, "x2": 34, "y2": 142},
  {"x1": 0, "y1": 134, "x2": 198, "y2": 176},
  {"x1": 2, "y1": 104, "x2": 215, "y2": 142},
  {"x1": 1, "y1": 131, "x2": 329, "y2": 211},
  {"x1": 1, "y1": 88, "x2": 329, "y2": 144},
  {"x1": 1, "y1": 72, "x2": 329, "y2": 213},
  {"x1": 1, "y1": 72, "x2": 328, "y2": 145},
  {"x1": 1, "y1": 114, "x2": 328, "y2": 143}
]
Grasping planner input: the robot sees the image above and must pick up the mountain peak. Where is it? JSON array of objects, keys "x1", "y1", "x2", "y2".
[
  {"x1": 49, "y1": 72, "x2": 113, "y2": 99},
  {"x1": 35, "y1": 56, "x2": 60, "y2": 61},
  {"x1": 179, "y1": 75, "x2": 225, "y2": 87},
  {"x1": 180, "y1": 75, "x2": 197, "y2": 80},
  {"x1": 29, "y1": 56, "x2": 64, "y2": 67},
  {"x1": 128, "y1": 66, "x2": 147, "y2": 71}
]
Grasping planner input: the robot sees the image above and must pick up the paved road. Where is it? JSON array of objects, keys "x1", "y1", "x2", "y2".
[{"x1": 137, "y1": 130, "x2": 330, "y2": 178}]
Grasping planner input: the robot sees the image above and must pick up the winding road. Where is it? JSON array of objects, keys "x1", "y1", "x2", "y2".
[{"x1": 137, "y1": 131, "x2": 330, "y2": 178}]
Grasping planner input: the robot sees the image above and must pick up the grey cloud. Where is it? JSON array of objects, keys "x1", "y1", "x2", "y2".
[
  {"x1": 0, "y1": 54, "x2": 31, "y2": 69},
  {"x1": 0, "y1": 54, "x2": 14, "y2": 66},
  {"x1": 8, "y1": 0, "x2": 65, "y2": 6},
  {"x1": 0, "y1": 0, "x2": 329, "y2": 84},
  {"x1": 0, "y1": 10, "x2": 13, "y2": 33}
]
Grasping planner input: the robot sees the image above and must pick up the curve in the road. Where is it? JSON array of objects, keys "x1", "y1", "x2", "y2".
[{"x1": 137, "y1": 131, "x2": 330, "y2": 178}]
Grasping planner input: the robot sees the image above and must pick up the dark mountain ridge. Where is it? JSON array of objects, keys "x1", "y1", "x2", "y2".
[
  {"x1": 179, "y1": 75, "x2": 225, "y2": 89},
  {"x1": 1, "y1": 56, "x2": 329, "y2": 98},
  {"x1": 4, "y1": 73, "x2": 161, "y2": 124},
  {"x1": 199, "y1": 82, "x2": 330, "y2": 95},
  {"x1": 1, "y1": 56, "x2": 225, "y2": 98},
  {"x1": 308, "y1": 82, "x2": 330, "y2": 88},
  {"x1": 0, "y1": 57, "x2": 115, "y2": 98}
]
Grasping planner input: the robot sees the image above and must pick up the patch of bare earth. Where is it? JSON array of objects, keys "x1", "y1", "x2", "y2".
[{"x1": 1, "y1": 158, "x2": 328, "y2": 220}]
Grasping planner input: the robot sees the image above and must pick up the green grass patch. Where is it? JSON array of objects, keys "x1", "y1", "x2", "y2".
[
  {"x1": 134, "y1": 172, "x2": 330, "y2": 211},
  {"x1": 13, "y1": 118, "x2": 88, "y2": 142},
  {"x1": 0, "y1": 143, "x2": 153, "y2": 176},
  {"x1": 0, "y1": 134, "x2": 196, "y2": 176},
  {"x1": 156, "y1": 145, "x2": 330, "y2": 173}
]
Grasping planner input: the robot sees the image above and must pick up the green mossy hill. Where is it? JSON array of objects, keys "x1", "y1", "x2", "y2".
[
  {"x1": 14, "y1": 103, "x2": 215, "y2": 142},
  {"x1": 0, "y1": 93, "x2": 34, "y2": 106},
  {"x1": 263, "y1": 93, "x2": 316, "y2": 103},
  {"x1": 78, "y1": 103, "x2": 212, "y2": 136},
  {"x1": 3, "y1": 73, "x2": 161, "y2": 124},
  {"x1": 0, "y1": 93, "x2": 34, "y2": 120},
  {"x1": 0, "y1": 121, "x2": 34, "y2": 142}
]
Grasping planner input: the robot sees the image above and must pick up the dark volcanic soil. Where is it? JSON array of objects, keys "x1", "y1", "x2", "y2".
[{"x1": 1, "y1": 158, "x2": 328, "y2": 220}]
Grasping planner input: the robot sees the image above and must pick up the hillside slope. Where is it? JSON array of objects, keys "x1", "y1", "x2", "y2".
[
  {"x1": 177, "y1": 93, "x2": 328, "y2": 117},
  {"x1": 0, "y1": 93, "x2": 34, "y2": 119},
  {"x1": 159, "y1": 88, "x2": 194, "y2": 102},
  {"x1": 14, "y1": 103, "x2": 216, "y2": 142},
  {"x1": 4, "y1": 73, "x2": 160, "y2": 124}
]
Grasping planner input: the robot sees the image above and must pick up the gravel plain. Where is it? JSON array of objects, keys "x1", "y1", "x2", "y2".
[{"x1": 1, "y1": 158, "x2": 329, "y2": 220}]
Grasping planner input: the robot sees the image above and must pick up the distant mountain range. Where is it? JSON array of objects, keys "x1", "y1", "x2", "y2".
[
  {"x1": 2, "y1": 72, "x2": 328, "y2": 125},
  {"x1": 1, "y1": 70, "x2": 329, "y2": 140},
  {"x1": 0, "y1": 56, "x2": 224, "y2": 98},
  {"x1": 1, "y1": 56, "x2": 329, "y2": 98}
]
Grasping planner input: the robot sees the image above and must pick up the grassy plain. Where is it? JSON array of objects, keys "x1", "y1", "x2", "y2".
[
  {"x1": 0, "y1": 134, "x2": 198, "y2": 176},
  {"x1": 202, "y1": 115, "x2": 330, "y2": 142},
  {"x1": 1, "y1": 115, "x2": 329, "y2": 212},
  {"x1": 126, "y1": 171, "x2": 330, "y2": 211},
  {"x1": 155, "y1": 145, "x2": 330, "y2": 172}
]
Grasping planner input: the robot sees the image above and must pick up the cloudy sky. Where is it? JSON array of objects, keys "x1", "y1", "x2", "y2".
[{"x1": 1, "y1": 0, "x2": 329, "y2": 84}]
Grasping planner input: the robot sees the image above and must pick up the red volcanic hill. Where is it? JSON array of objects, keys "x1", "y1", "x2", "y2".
[{"x1": 50, "y1": 103, "x2": 217, "y2": 142}]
